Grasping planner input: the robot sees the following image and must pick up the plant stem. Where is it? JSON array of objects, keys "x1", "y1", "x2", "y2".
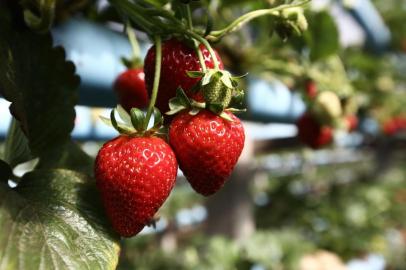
[
  {"x1": 186, "y1": 4, "x2": 207, "y2": 72},
  {"x1": 186, "y1": 30, "x2": 219, "y2": 70},
  {"x1": 125, "y1": 21, "x2": 141, "y2": 59},
  {"x1": 112, "y1": 0, "x2": 157, "y2": 35},
  {"x1": 144, "y1": 35, "x2": 162, "y2": 129},
  {"x1": 264, "y1": 59, "x2": 304, "y2": 76},
  {"x1": 207, "y1": 0, "x2": 311, "y2": 41}
]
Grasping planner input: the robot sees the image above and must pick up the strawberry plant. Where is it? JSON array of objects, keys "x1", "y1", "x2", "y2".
[{"x1": 0, "y1": 0, "x2": 311, "y2": 268}]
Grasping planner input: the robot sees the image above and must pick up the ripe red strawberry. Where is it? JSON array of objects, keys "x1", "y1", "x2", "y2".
[
  {"x1": 95, "y1": 135, "x2": 178, "y2": 237},
  {"x1": 114, "y1": 68, "x2": 148, "y2": 112},
  {"x1": 305, "y1": 80, "x2": 317, "y2": 99},
  {"x1": 144, "y1": 38, "x2": 224, "y2": 113},
  {"x1": 383, "y1": 116, "x2": 406, "y2": 135},
  {"x1": 383, "y1": 119, "x2": 397, "y2": 135},
  {"x1": 296, "y1": 113, "x2": 333, "y2": 149},
  {"x1": 346, "y1": 115, "x2": 358, "y2": 132},
  {"x1": 169, "y1": 110, "x2": 245, "y2": 196}
]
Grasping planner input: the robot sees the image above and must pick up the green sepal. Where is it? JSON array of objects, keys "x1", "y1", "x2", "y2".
[
  {"x1": 116, "y1": 105, "x2": 132, "y2": 125},
  {"x1": 166, "y1": 87, "x2": 192, "y2": 115},
  {"x1": 130, "y1": 108, "x2": 145, "y2": 131},
  {"x1": 100, "y1": 105, "x2": 167, "y2": 136},
  {"x1": 121, "y1": 56, "x2": 143, "y2": 69},
  {"x1": 229, "y1": 88, "x2": 245, "y2": 109},
  {"x1": 220, "y1": 72, "x2": 234, "y2": 89},
  {"x1": 208, "y1": 103, "x2": 224, "y2": 114},
  {"x1": 189, "y1": 108, "x2": 201, "y2": 116},
  {"x1": 232, "y1": 73, "x2": 248, "y2": 80},
  {"x1": 219, "y1": 111, "x2": 234, "y2": 122},
  {"x1": 226, "y1": 108, "x2": 247, "y2": 113},
  {"x1": 99, "y1": 115, "x2": 133, "y2": 134},
  {"x1": 201, "y1": 70, "x2": 216, "y2": 86},
  {"x1": 110, "y1": 110, "x2": 133, "y2": 135},
  {"x1": 153, "y1": 107, "x2": 164, "y2": 128},
  {"x1": 155, "y1": 126, "x2": 169, "y2": 138},
  {"x1": 186, "y1": 70, "x2": 205, "y2": 78}
]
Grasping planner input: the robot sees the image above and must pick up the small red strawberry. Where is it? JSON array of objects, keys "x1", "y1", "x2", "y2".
[
  {"x1": 95, "y1": 107, "x2": 177, "y2": 237},
  {"x1": 383, "y1": 119, "x2": 397, "y2": 135},
  {"x1": 144, "y1": 38, "x2": 224, "y2": 113},
  {"x1": 305, "y1": 80, "x2": 317, "y2": 99},
  {"x1": 345, "y1": 115, "x2": 358, "y2": 132},
  {"x1": 169, "y1": 110, "x2": 245, "y2": 196},
  {"x1": 114, "y1": 68, "x2": 149, "y2": 112},
  {"x1": 296, "y1": 113, "x2": 333, "y2": 149},
  {"x1": 383, "y1": 116, "x2": 406, "y2": 136}
]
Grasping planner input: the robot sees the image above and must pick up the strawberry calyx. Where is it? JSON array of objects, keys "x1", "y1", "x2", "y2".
[
  {"x1": 188, "y1": 69, "x2": 236, "y2": 109},
  {"x1": 121, "y1": 56, "x2": 143, "y2": 70},
  {"x1": 100, "y1": 105, "x2": 166, "y2": 137},
  {"x1": 166, "y1": 87, "x2": 244, "y2": 121}
]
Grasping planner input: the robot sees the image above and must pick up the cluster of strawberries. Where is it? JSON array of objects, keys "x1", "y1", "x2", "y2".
[
  {"x1": 95, "y1": 38, "x2": 245, "y2": 237},
  {"x1": 296, "y1": 80, "x2": 358, "y2": 149},
  {"x1": 382, "y1": 116, "x2": 406, "y2": 136}
]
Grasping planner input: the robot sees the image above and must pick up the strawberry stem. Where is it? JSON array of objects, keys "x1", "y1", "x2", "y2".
[
  {"x1": 144, "y1": 35, "x2": 162, "y2": 130},
  {"x1": 206, "y1": 0, "x2": 311, "y2": 42},
  {"x1": 185, "y1": 4, "x2": 207, "y2": 72},
  {"x1": 186, "y1": 30, "x2": 219, "y2": 70},
  {"x1": 125, "y1": 21, "x2": 141, "y2": 61}
]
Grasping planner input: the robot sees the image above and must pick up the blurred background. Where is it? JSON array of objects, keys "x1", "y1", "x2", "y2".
[{"x1": 1, "y1": 0, "x2": 406, "y2": 269}]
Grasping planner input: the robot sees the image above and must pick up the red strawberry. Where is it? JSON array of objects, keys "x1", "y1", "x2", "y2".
[
  {"x1": 169, "y1": 110, "x2": 245, "y2": 196},
  {"x1": 383, "y1": 116, "x2": 406, "y2": 135},
  {"x1": 383, "y1": 119, "x2": 397, "y2": 135},
  {"x1": 144, "y1": 38, "x2": 224, "y2": 113},
  {"x1": 305, "y1": 80, "x2": 317, "y2": 99},
  {"x1": 296, "y1": 113, "x2": 333, "y2": 149},
  {"x1": 114, "y1": 68, "x2": 148, "y2": 112},
  {"x1": 346, "y1": 115, "x2": 358, "y2": 132},
  {"x1": 95, "y1": 135, "x2": 178, "y2": 237}
]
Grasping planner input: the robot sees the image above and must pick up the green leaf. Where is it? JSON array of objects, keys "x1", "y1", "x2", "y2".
[
  {"x1": 4, "y1": 118, "x2": 32, "y2": 168},
  {"x1": 21, "y1": 0, "x2": 56, "y2": 32},
  {"x1": 305, "y1": 11, "x2": 339, "y2": 61},
  {"x1": 35, "y1": 141, "x2": 95, "y2": 176},
  {"x1": 0, "y1": 8, "x2": 79, "y2": 160},
  {"x1": 0, "y1": 169, "x2": 120, "y2": 269}
]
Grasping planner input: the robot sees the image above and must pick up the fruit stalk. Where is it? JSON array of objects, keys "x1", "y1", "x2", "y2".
[
  {"x1": 186, "y1": 4, "x2": 207, "y2": 72},
  {"x1": 207, "y1": 0, "x2": 311, "y2": 41},
  {"x1": 185, "y1": 30, "x2": 220, "y2": 70},
  {"x1": 125, "y1": 21, "x2": 141, "y2": 59},
  {"x1": 144, "y1": 35, "x2": 162, "y2": 129}
]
